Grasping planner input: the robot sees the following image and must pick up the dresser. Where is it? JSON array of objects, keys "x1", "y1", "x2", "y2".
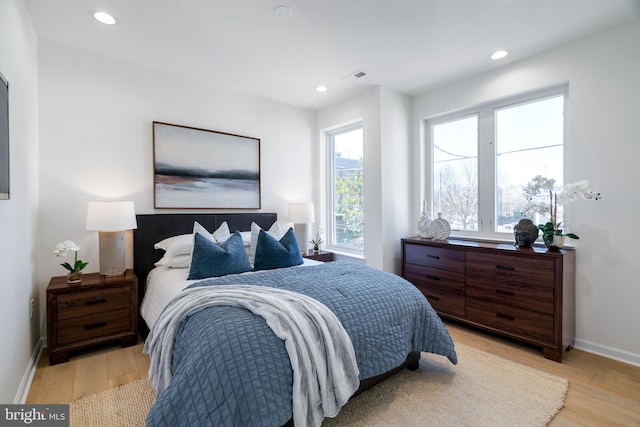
[
  {"x1": 401, "y1": 237, "x2": 575, "y2": 362},
  {"x1": 46, "y1": 270, "x2": 138, "y2": 365}
]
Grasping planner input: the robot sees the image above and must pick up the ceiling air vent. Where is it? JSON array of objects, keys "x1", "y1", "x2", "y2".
[{"x1": 342, "y1": 70, "x2": 367, "y2": 82}]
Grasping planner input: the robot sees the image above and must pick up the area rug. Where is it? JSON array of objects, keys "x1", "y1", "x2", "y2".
[{"x1": 70, "y1": 342, "x2": 568, "y2": 426}]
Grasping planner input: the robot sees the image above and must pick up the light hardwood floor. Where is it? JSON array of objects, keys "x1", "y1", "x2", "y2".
[{"x1": 26, "y1": 322, "x2": 640, "y2": 426}]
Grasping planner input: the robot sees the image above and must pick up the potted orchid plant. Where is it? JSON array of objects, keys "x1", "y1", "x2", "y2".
[
  {"x1": 522, "y1": 176, "x2": 601, "y2": 249},
  {"x1": 309, "y1": 231, "x2": 324, "y2": 252},
  {"x1": 54, "y1": 240, "x2": 88, "y2": 283}
]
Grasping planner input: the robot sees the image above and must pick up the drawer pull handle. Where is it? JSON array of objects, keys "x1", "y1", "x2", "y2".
[
  {"x1": 496, "y1": 265, "x2": 515, "y2": 271},
  {"x1": 496, "y1": 289, "x2": 514, "y2": 296},
  {"x1": 84, "y1": 298, "x2": 107, "y2": 306},
  {"x1": 84, "y1": 322, "x2": 107, "y2": 330},
  {"x1": 425, "y1": 275, "x2": 440, "y2": 281},
  {"x1": 496, "y1": 312, "x2": 514, "y2": 321},
  {"x1": 427, "y1": 255, "x2": 440, "y2": 260},
  {"x1": 426, "y1": 294, "x2": 440, "y2": 302}
]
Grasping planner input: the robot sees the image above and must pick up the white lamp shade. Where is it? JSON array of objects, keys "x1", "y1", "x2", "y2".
[
  {"x1": 86, "y1": 201, "x2": 137, "y2": 231},
  {"x1": 287, "y1": 202, "x2": 315, "y2": 223}
]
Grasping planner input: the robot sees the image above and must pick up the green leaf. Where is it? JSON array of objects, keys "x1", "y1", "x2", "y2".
[
  {"x1": 60, "y1": 262, "x2": 74, "y2": 272},
  {"x1": 565, "y1": 233, "x2": 579, "y2": 239}
]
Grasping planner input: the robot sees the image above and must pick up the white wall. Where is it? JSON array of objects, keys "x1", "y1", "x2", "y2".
[
  {"x1": 37, "y1": 41, "x2": 315, "y2": 333},
  {"x1": 0, "y1": 0, "x2": 40, "y2": 403},
  {"x1": 412, "y1": 21, "x2": 640, "y2": 365},
  {"x1": 379, "y1": 88, "x2": 412, "y2": 273},
  {"x1": 315, "y1": 87, "x2": 412, "y2": 271}
]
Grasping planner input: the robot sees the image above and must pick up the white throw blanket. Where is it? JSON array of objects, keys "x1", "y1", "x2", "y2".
[{"x1": 144, "y1": 284, "x2": 360, "y2": 427}]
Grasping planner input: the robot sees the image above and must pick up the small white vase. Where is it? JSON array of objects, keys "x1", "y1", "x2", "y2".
[
  {"x1": 67, "y1": 271, "x2": 83, "y2": 284},
  {"x1": 417, "y1": 201, "x2": 433, "y2": 238},
  {"x1": 546, "y1": 235, "x2": 565, "y2": 251}
]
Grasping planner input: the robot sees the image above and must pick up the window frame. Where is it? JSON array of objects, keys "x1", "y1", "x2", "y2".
[
  {"x1": 326, "y1": 122, "x2": 365, "y2": 255},
  {"x1": 423, "y1": 85, "x2": 568, "y2": 240}
]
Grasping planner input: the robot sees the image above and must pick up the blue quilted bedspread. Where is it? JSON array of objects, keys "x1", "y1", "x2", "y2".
[{"x1": 146, "y1": 261, "x2": 457, "y2": 427}]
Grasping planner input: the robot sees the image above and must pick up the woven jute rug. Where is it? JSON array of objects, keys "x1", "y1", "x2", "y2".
[{"x1": 70, "y1": 342, "x2": 568, "y2": 426}]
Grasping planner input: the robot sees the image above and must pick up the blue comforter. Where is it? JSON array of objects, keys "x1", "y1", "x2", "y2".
[{"x1": 146, "y1": 261, "x2": 457, "y2": 427}]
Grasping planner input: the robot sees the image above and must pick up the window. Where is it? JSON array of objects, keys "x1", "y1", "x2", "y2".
[
  {"x1": 426, "y1": 88, "x2": 566, "y2": 238},
  {"x1": 495, "y1": 96, "x2": 564, "y2": 231},
  {"x1": 432, "y1": 115, "x2": 478, "y2": 231},
  {"x1": 328, "y1": 125, "x2": 364, "y2": 253}
]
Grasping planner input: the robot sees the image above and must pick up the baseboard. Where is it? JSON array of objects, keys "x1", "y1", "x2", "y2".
[
  {"x1": 574, "y1": 338, "x2": 640, "y2": 367},
  {"x1": 13, "y1": 338, "x2": 45, "y2": 404}
]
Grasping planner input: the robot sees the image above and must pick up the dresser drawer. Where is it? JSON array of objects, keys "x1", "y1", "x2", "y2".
[
  {"x1": 404, "y1": 244, "x2": 465, "y2": 272},
  {"x1": 57, "y1": 308, "x2": 131, "y2": 345},
  {"x1": 466, "y1": 252, "x2": 555, "y2": 288},
  {"x1": 466, "y1": 298, "x2": 554, "y2": 342},
  {"x1": 403, "y1": 263, "x2": 465, "y2": 294},
  {"x1": 466, "y1": 281, "x2": 554, "y2": 314},
  {"x1": 413, "y1": 283, "x2": 465, "y2": 318},
  {"x1": 57, "y1": 287, "x2": 131, "y2": 320}
]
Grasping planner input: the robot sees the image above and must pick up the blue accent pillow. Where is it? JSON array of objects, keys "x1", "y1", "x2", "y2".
[
  {"x1": 253, "y1": 227, "x2": 304, "y2": 271},
  {"x1": 188, "y1": 231, "x2": 252, "y2": 280}
]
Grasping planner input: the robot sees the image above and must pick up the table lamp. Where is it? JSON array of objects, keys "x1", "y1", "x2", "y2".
[
  {"x1": 288, "y1": 202, "x2": 315, "y2": 253},
  {"x1": 86, "y1": 201, "x2": 137, "y2": 277}
]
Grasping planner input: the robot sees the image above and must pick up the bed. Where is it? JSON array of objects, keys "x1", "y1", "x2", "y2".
[{"x1": 134, "y1": 213, "x2": 457, "y2": 427}]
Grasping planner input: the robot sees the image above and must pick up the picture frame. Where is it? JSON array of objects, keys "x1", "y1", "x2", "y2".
[
  {"x1": 153, "y1": 121, "x2": 261, "y2": 209},
  {"x1": 0, "y1": 71, "x2": 9, "y2": 200}
]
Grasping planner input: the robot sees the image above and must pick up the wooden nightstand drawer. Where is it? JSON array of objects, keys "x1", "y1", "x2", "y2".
[
  {"x1": 467, "y1": 298, "x2": 554, "y2": 342},
  {"x1": 466, "y1": 252, "x2": 555, "y2": 287},
  {"x1": 466, "y1": 281, "x2": 554, "y2": 315},
  {"x1": 57, "y1": 308, "x2": 131, "y2": 345},
  {"x1": 47, "y1": 270, "x2": 138, "y2": 364},
  {"x1": 57, "y1": 287, "x2": 130, "y2": 319},
  {"x1": 404, "y1": 244, "x2": 465, "y2": 272}
]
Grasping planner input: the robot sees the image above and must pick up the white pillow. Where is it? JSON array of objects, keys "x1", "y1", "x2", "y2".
[
  {"x1": 154, "y1": 254, "x2": 191, "y2": 268},
  {"x1": 153, "y1": 221, "x2": 231, "y2": 257},
  {"x1": 249, "y1": 221, "x2": 283, "y2": 265},
  {"x1": 240, "y1": 231, "x2": 252, "y2": 247},
  {"x1": 154, "y1": 234, "x2": 192, "y2": 256},
  {"x1": 193, "y1": 221, "x2": 231, "y2": 244}
]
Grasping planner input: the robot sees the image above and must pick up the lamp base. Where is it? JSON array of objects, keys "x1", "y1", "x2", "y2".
[
  {"x1": 98, "y1": 231, "x2": 127, "y2": 277},
  {"x1": 293, "y1": 223, "x2": 310, "y2": 253}
]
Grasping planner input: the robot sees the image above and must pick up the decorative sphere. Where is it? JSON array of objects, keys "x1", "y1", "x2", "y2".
[{"x1": 430, "y1": 214, "x2": 451, "y2": 240}]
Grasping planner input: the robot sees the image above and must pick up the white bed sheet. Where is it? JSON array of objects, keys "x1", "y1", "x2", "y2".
[{"x1": 140, "y1": 258, "x2": 323, "y2": 330}]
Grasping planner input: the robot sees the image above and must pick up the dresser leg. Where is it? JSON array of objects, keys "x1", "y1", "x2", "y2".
[
  {"x1": 49, "y1": 352, "x2": 69, "y2": 365},
  {"x1": 121, "y1": 334, "x2": 137, "y2": 348},
  {"x1": 543, "y1": 347, "x2": 562, "y2": 363}
]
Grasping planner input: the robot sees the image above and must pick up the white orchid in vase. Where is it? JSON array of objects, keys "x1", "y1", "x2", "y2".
[
  {"x1": 522, "y1": 175, "x2": 602, "y2": 247},
  {"x1": 54, "y1": 240, "x2": 88, "y2": 282}
]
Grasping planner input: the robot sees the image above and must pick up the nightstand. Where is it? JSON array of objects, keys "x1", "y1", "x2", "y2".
[
  {"x1": 46, "y1": 269, "x2": 138, "y2": 365},
  {"x1": 303, "y1": 250, "x2": 335, "y2": 262}
]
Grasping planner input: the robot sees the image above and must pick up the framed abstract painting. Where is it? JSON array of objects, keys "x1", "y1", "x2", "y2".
[
  {"x1": 153, "y1": 122, "x2": 261, "y2": 209},
  {"x1": 0, "y1": 71, "x2": 9, "y2": 200}
]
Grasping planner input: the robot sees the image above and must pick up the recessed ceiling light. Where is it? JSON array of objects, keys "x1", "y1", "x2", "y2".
[
  {"x1": 490, "y1": 50, "x2": 509, "y2": 60},
  {"x1": 274, "y1": 5, "x2": 293, "y2": 18},
  {"x1": 315, "y1": 86, "x2": 328, "y2": 93},
  {"x1": 92, "y1": 11, "x2": 118, "y2": 25}
]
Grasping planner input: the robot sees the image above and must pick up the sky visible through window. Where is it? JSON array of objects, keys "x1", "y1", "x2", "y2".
[{"x1": 334, "y1": 127, "x2": 363, "y2": 160}]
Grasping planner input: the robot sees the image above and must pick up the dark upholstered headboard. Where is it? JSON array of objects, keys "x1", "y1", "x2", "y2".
[{"x1": 133, "y1": 213, "x2": 277, "y2": 298}]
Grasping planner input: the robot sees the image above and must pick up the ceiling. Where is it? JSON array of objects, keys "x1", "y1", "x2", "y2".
[{"x1": 24, "y1": 0, "x2": 640, "y2": 110}]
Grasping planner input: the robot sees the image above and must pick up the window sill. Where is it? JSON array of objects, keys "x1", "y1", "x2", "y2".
[{"x1": 327, "y1": 248, "x2": 365, "y2": 264}]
